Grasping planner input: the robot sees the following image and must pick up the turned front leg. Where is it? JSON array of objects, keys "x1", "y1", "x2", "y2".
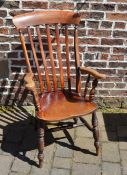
[
  {"x1": 92, "y1": 111, "x2": 99, "y2": 155},
  {"x1": 38, "y1": 119, "x2": 45, "y2": 168}
]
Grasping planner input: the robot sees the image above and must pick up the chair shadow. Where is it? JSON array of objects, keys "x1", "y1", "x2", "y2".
[
  {"x1": 103, "y1": 112, "x2": 127, "y2": 142},
  {"x1": 0, "y1": 107, "x2": 96, "y2": 167}
]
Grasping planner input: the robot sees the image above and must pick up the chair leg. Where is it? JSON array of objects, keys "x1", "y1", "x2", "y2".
[
  {"x1": 92, "y1": 111, "x2": 99, "y2": 156},
  {"x1": 37, "y1": 119, "x2": 45, "y2": 168}
]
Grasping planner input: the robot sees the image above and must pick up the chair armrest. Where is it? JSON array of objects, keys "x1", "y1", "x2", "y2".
[
  {"x1": 24, "y1": 72, "x2": 35, "y2": 91},
  {"x1": 24, "y1": 73, "x2": 40, "y2": 109},
  {"x1": 79, "y1": 67, "x2": 106, "y2": 79}
]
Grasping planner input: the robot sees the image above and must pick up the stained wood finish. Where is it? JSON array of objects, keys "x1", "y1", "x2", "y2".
[
  {"x1": 80, "y1": 67, "x2": 106, "y2": 79},
  {"x1": 84, "y1": 74, "x2": 90, "y2": 99},
  {"x1": 13, "y1": 11, "x2": 80, "y2": 29},
  {"x1": 38, "y1": 119, "x2": 45, "y2": 168},
  {"x1": 92, "y1": 111, "x2": 99, "y2": 155},
  {"x1": 12, "y1": 10, "x2": 107, "y2": 168},
  {"x1": 65, "y1": 25, "x2": 71, "y2": 91},
  {"x1": 19, "y1": 30, "x2": 32, "y2": 74},
  {"x1": 24, "y1": 73, "x2": 40, "y2": 109},
  {"x1": 37, "y1": 91, "x2": 97, "y2": 121},
  {"x1": 74, "y1": 26, "x2": 81, "y2": 94},
  {"x1": 89, "y1": 78, "x2": 98, "y2": 102},
  {"x1": 46, "y1": 24, "x2": 57, "y2": 91},
  {"x1": 27, "y1": 27, "x2": 44, "y2": 92},
  {"x1": 36, "y1": 26, "x2": 51, "y2": 92},
  {"x1": 55, "y1": 24, "x2": 64, "y2": 89}
]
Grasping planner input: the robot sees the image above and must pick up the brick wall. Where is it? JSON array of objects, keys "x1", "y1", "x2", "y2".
[{"x1": 0, "y1": 0, "x2": 127, "y2": 108}]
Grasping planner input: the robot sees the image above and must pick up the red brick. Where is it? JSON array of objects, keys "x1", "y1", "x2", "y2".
[
  {"x1": 108, "y1": 0, "x2": 127, "y2": 2},
  {"x1": 22, "y1": 1, "x2": 48, "y2": 9},
  {"x1": 101, "y1": 38, "x2": 123, "y2": 45},
  {"x1": 118, "y1": 4, "x2": 127, "y2": 11},
  {"x1": 110, "y1": 55, "x2": 124, "y2": 60},
  {"x1": 118, "y1": 69, "x2": 127, "y2": 75},
  {"x1": 100, "y1": 69, "x2": 116, "y2": 74},
  {"x1": 98, "y1": 90, "x2": 110, "y2": 96},
  {"x1": 110, "y1": 90, "x2": 127, "y2": 96},
  {"x1": 49, "y1": 2, "x2": 74, "y2": 10},
  {"x1": 105, "y1": 77, "x2": 122, "y2": 82},
  {"x1": 107, "y1": 13, "x2": 127, "y2": 21},
  {"x1": 0, "y1": 27, "x2": 8, "y2": 34},
  {"x1": 90, "y1": 12, "x2": 104, "y2": 19},
  {"x1": 101, "y1": 21, "x2": 112, "y2": 29},
  {"x1": 0, "y1": 36, "x2": 19, "y2": 42},
  {"x1": 115, "y1": 83, "x2": 126, "y2": 88},
  {"x1": 85, "y1": 61, "x2": 106, "y2": 67},
  {"x1": 113, "y1": 47, "x2": 127, "y2": 54},
  {"x1": 5, "y1": 19, "x2": 13, "y2": 26},
  {"x1": 88, "y1": 46, "x2": 110, "y2": 53},
  {"x1": 0, "y1": 44, "x2": 9, "y2": 51},
  {"x1": 0, "y1": 19, "x2": 3, "y2": 26},
  {"x1": 101, "y1": 54, "x2": 109, "y2": 60},
  {"x1": 0, "y1": 10, "x2": 7, "y2": 17},
  {"x1": 104, "y1": 83, "x2": 115, "y2": 88},
  {"x1": 2, "y1": 1, "x2": 19, "y2": 9},
  {"x1": 78, "y1": 12, "x2": 89, "y2": 19},
  {"x1": 91, "y1": 3, "x2": 115, "y2": 11},
  {"x1": 76, "y1": 3, "x2": 89, "y2": 10},
  {"x1": 109, "y1": 61, "x2": 127, "y2": 68},
  {"x1": 114, "y1": 22, "x2": 126, "y2": 29},
  {"x1": 88, "y1": 29, "x2": 111, "y2": 37},
  {"x1": 113, "y1": 31, "x2": 127, "y2": 38},
  {"x1": 87, "y1": 21, "x2": 99, "y2": 29},
  {"x1": 79, "y1": 38, "x2": 99, "y2": 45},
  {"x1": 8, "y1": 52, "x2": 18, "y2": 58}
]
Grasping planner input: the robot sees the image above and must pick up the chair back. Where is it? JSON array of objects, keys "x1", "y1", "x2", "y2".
[{"x1": 13, "y1": 11, "x2": 81, "y2": 93}]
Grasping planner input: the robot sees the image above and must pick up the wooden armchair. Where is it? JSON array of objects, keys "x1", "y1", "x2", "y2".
[{"x1": 13, "y1": 11, "x2": 106, "y2": 168}]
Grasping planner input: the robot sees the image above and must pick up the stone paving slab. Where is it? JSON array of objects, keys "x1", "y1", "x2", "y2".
[{"x1": 0, "y1": 107, "x2": 126, "y2": 175}]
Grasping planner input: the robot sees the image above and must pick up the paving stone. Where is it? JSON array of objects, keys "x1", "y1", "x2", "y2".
[
  {"x1": 74, "y1": 150, "x2": 101, "y2": 164},
  {"x1": 53, "y1": 157, "x2": 72, "y2": 169},
  {"x1": 102, "y1": 142, "x2": 120, "y2": 162},
  {"x1": 9, "y1": 172, "x2": 28, "y2": 175},
  {"x1": 73, "y1": 138, "x2": 101, "y2": 164},
  {"x1": 101, "y1": 130, "x2": 117, "y2": 142},
  {"x1": 78, "y1": 114, "x2": 92, "y2": 125},
  {"x1": 119, "y1": 139, "x2": 127, "y2": 150},
  {"x1": 53, "y1": 129, "x2": 75, "y2": 140},
  {"x1": 30, "y1": 163, "x2": 50, "y2": 175},
  {"x1": 55, "y1": 144, "x2": 73, "y2": 158},
  {"x1": 97, "y1": 111, "x2": 105, "y2": 127},
  {"x1": 51, "y1": 168, "x2": 70, "y2": 175},
  {"x1": 0, "y1": 155, "x2": 14, "y2": 175},
  {"x1": 120, "y1": 150, "x2": 127, "y2": 174},
  {"x1": 72, "y1": 163, "x2": 101, "y2": 175},
  {"x1": 11, "y1": 150, "x2": 36, "y2": 174},
  {"x1": 75, "y1": 126, "x2": 93, "y2": 138},
  {"x1": 102, "y1": 162, "x2": 121, "y2": 175}
]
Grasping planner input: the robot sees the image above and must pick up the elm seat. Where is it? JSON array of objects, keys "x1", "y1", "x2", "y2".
[
  {"x1": 12, "y1": 10, "x2": 106, "y2": 168},
  {"x1": 38, "y1": 91, "x2": 97, "y2": 121}
]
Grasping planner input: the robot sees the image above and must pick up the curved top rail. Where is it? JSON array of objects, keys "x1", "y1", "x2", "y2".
[{"x1": 13, "y1": 10, "x2": 81, "y2": 29}]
